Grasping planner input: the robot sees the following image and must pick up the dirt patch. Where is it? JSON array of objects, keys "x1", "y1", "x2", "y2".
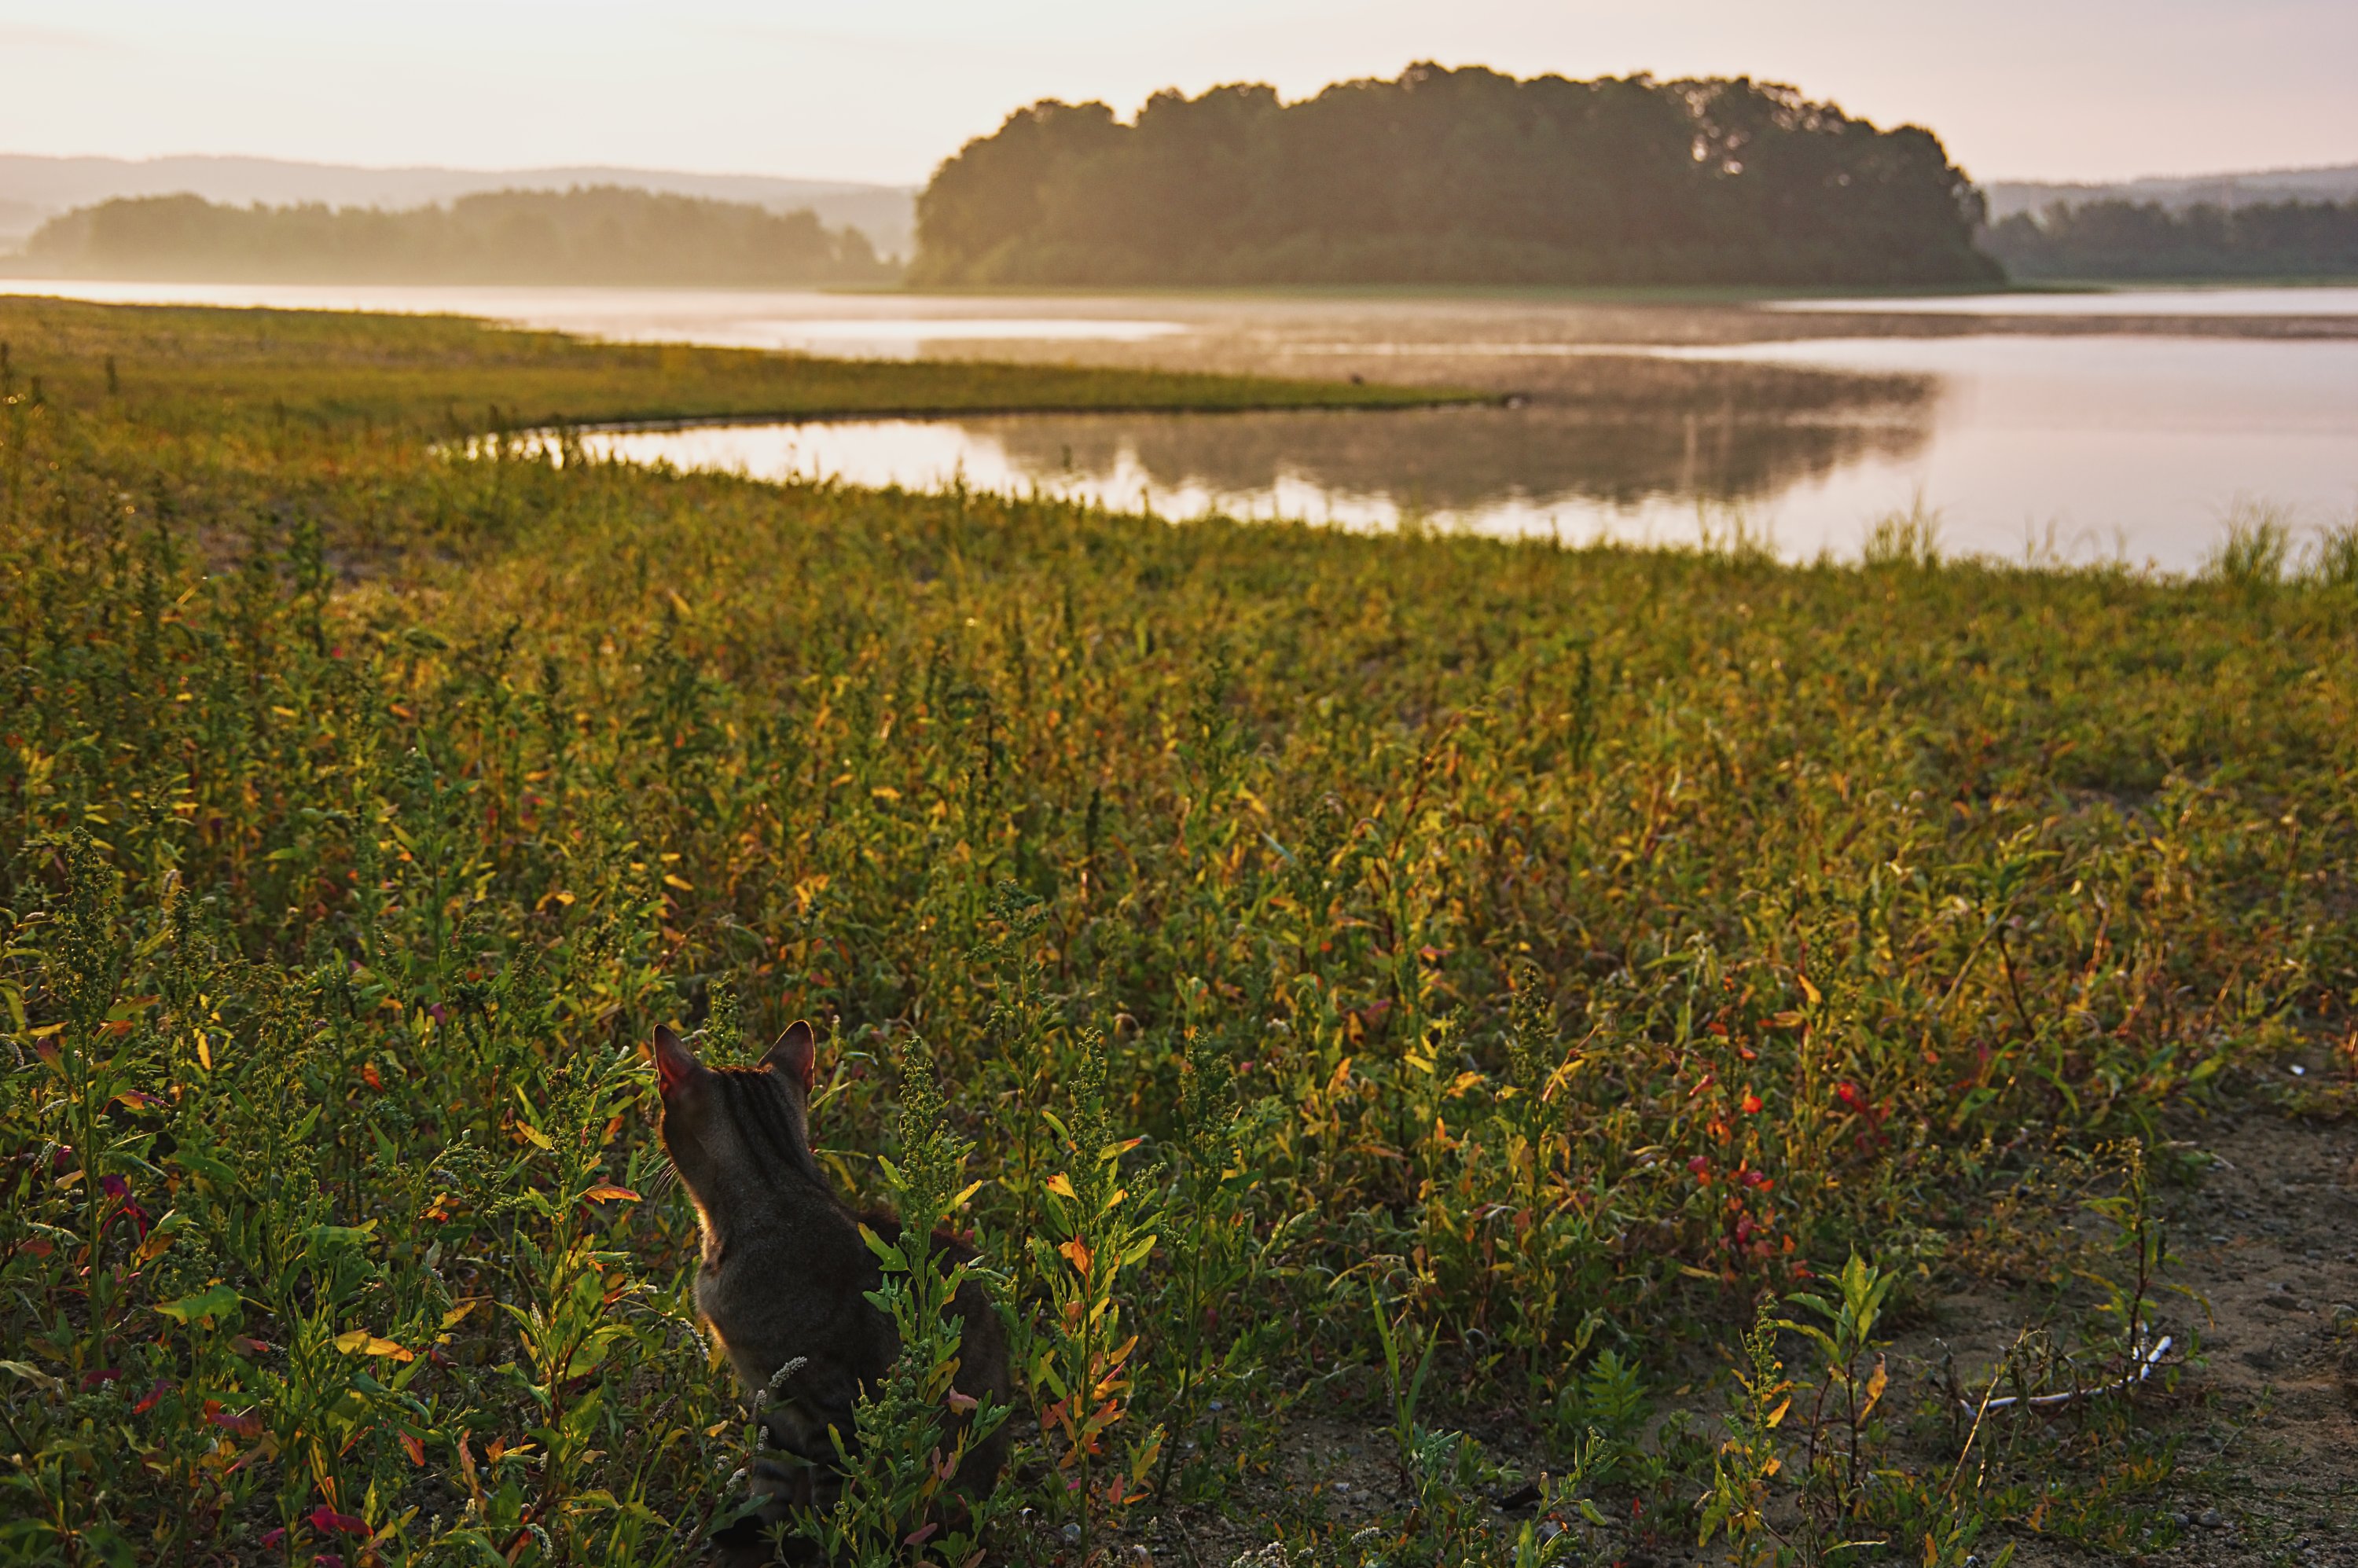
[{"x1": 1912, "y1": 1104, "x2": 2358, "y2": 1568}]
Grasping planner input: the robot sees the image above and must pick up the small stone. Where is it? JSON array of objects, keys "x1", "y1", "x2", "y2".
[
  {"x1": 1332, "y1": 1482, "x2": 1350, "y2": 1494},
  {"x1": 1063, "y1": 1524, "x2": 1084, "y2": 1544},
  {"x1": 2200, "y1": 1509, "x2": 2227, "y2": 1529},
  {"x1": 1207, "y1": 1399, "x2": 1225, "y2": 1412}
]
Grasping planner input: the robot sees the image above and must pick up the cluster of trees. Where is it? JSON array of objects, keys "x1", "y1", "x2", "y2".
[
  {"x1": 1981, "y1": 198, "x2": 2358, "y2": 280},
  {"x1": 913, "y1": 64, "x2": 1999, "y2": 288},
  {"x1": 16, "y1": 185, "x2": 894, "y2": 286}
]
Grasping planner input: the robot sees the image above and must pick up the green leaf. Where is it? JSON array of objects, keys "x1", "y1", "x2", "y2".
[
  {"x1": 0, "y1": 1359, "x2": 64, "y2": 1394},
  {"x1": 156, "y1": 1283, "x2": 241, "y2": 1324}
]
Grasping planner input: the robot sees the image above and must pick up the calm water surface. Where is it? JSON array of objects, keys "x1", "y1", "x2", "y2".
[
  {"x1": 1771, "y1": 286, "x2": 2358, "y2": 318},
  {"x1": 13, "y1": 277, "x2": 2355, "y2": 569}
]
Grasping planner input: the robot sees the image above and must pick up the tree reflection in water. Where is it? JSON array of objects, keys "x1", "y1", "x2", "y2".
[{"x1": 968, "y1": 355, "x2": 1934, "y2": 515}]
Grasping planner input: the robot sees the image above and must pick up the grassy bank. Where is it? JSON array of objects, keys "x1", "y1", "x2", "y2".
[
  {"x1": 0, "y1": 294, "x2": 1470, "y2": 437},
  {"x1": 2, "y1": 301, "x2": 2355, "y2": 1567}
]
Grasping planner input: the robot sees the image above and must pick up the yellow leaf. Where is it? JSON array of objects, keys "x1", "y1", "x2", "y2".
[
  {"x1": 1799, "y1": 975, "x2": 1823, "y2": 1006},
  {"x1": 1059, "y1": 1239, "x2": 1095, "y2": 1276},
  {"x1": 662, "y1": 874, "x2": 693, "y2": 892},
  {"x1": 1765, "y1": 1396, "x2": 1792, "y2": 1430},
  {"x1": 441, "y1": 1299, "x2": 483, "y2": 1329},
  {"x1": 517, "y1": 1123, "x2": 554, "y2": 1150},
  {"x1": 1044, "y1": 1173, "x2": 1077, "y2": 1199},
  {"x1": 334, "y1": 1330, "x2": 372, "y2": 1353},
  {"x1": 870, "y1": 786, "x2": 902, "y2": 802},
  {"x1": 584, "y1": 1183, "x2": 642, "y2": 1203},
  {"x1": 1863, "y1": 1354, "x2": 1889, "y2": 1416}
]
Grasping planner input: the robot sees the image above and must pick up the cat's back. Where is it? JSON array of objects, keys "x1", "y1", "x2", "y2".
[{"x1": 700, "y1": 1170, "x2": 894, "y2": 1388}]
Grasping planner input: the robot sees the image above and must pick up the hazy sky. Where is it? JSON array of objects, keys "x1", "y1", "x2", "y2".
[{"x1": 3, "y1": 0, "x2": 2352, "y2": 188}]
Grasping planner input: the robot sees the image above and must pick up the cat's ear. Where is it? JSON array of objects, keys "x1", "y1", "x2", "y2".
[
  {"x1": 652, "y1": 1023, "x2": 702, "y2": 1096},
  {"x1": 763, "y1": 1020, "x2": 818, "y2": 1093}
]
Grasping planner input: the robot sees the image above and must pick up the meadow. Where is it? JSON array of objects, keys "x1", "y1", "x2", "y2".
[{"x1": 2, "y1": 296, "x2": 2355, "y2": 1568}]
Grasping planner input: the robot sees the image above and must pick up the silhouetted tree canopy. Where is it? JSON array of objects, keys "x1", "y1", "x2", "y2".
[
  {"x1": 1982, "y1": 198, "x2": 2358, "y2": 280},
  {"x1": 19, "y1": 186, "x2": 893, "y2": 286},
  {"x1": 913, "y1": 64, "x2": 1998, "y2": 288}
]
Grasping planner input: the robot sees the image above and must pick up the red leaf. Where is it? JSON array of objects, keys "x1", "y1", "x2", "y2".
[{"x1": 310, "y1": 1506, "x2": 369, "y2": 1536}]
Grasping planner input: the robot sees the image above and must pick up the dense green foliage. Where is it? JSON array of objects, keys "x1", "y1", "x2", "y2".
[
  {"x1": 1982, "y1": 196, "x2": 2358, "y2": 280},
  {"x1": 0, "y1": 295, "x2": 1453, "y2": 438},
  {"x1": 17, "y1": 186, "x2": 893, "y2": 286},
  {"x1": 913, "y1": 64, "x2": 2000, "y2": 288},
  {"x1": 2, "y1": 303, "x2": 2355, "y2": 1566}
]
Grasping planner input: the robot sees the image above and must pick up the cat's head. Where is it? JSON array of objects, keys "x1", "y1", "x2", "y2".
[{"x1": 652, "y1": 1019, "x2": 822, "y2": 1206}]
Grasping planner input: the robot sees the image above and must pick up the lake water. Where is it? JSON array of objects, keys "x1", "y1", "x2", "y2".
[
  {"x1": 1772, "y1": 286, "x2": 2358, "y2": 318},
  {"x1": 10, "y1": 277, "x2": 2356, "y2": 570}
]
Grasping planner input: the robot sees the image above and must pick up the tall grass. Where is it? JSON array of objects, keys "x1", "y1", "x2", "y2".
[{"x1": 0, "y1": 303, "x2": 2352, "y2": 1566}]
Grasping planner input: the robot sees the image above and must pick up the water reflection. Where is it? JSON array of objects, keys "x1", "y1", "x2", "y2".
[
  {"x1": 565, "y1": 301, "x2": 2358, "y2": 569},
  {"x1": 975, "y1": 380, "x2": 1928, "y2": 513},
  {"x1": 583, "y1": 354, "x2": 1935, "y2": 542}
]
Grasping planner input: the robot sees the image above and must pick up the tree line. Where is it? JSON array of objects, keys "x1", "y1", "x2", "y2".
[
  {"x1": 913, "y1": 64, "x2": 1999, "y2": 288},
  {"x1": 13, "y1": 185, "x2": 894, "y2": 286},
  {"x1": 1981, "y1": 198, "x2": 2358, "y2": 280}
]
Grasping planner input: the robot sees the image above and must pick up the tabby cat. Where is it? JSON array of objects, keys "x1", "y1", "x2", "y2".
[{"x1": 652, "y1": 1021, "x2": 1009, "y2": 1555}]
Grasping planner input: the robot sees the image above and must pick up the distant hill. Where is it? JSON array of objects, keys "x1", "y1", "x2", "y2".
[
  {"x1": 0, "y1": 154, "x2": 919, "y2": 258},
  {"x1": 915, "y1": 65, "x2": 1999, "y2": 288},
  {"x1": 13, "y1": 187, "x2": 897, "y2": 288},
  {"x1": 1984, "y1": 163, "x2": 2358, "y2": 222},
  {"x1": 1982, "y1": 196, "x2": 2358, "y2": 280}
]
